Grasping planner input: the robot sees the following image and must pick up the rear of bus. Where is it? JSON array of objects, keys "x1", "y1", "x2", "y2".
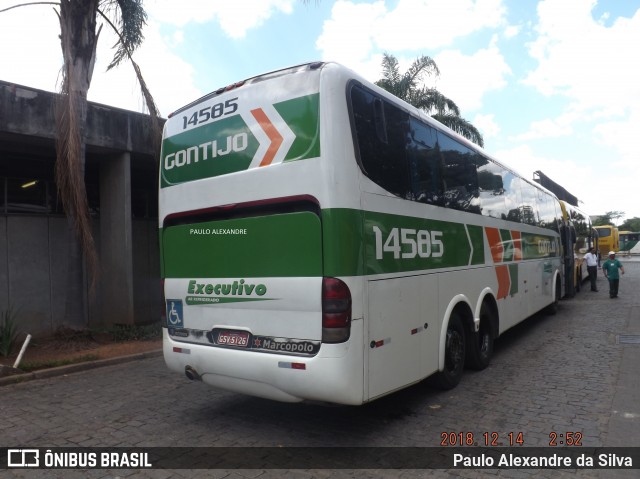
[
  {"x1": 594, "y1": 225, "x2": 618, "y2": 257},
  {"x1": 159, "y1": 63, "x2": 365, "y2": 404}
]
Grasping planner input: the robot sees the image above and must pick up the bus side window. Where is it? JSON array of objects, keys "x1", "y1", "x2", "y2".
[
  {"x1": 373, "y1": 98, "x2": 388, "y2": 144},
  {"x1": 349, "y1": 84, "x2": 411, "y2": 200},
  {"x1": 477, "y1": 159, "x2": 506, "y2": 219},
  {"x1": 538, "y1": 190, "x2": 559, "y2": 231},
  {"x1": 436, "y1": 131, "x2": 480, "y2": 214},
  {"x1": 503, "y1": 172, "x2": 523, "y2": 223},
  {"x1": 519, "y1": 181, "x2": 539, "y2": 226},
  {"x1": 407, "y1": 117, "x2": 442, "y2": 205}
]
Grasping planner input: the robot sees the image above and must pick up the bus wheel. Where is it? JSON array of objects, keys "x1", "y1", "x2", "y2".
[
  {"x1": 545, "y1": 279, "x2": 561, "y2": 315},
  {"x1": 466, "y1": 304, "x2": 494, "y2": 371},
  {"x1": 433, "y1": 312, "x2": 466, "y2": 390}
]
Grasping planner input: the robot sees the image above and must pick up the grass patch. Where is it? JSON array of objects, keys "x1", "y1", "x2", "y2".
[
  {"x1": 106, "y1": 322, "x2": 162, "y2": 341},
  {"x1": 52, "y1": 322, "x2": 162, "y2": 343},
  {"x1": 0, "y1": 306, "x2": 20, "y2": 357},
  {"x1": 19, "y1": 354, "x2": 100, "y2": 372}
]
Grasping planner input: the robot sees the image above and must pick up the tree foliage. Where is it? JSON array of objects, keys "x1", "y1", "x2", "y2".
[
  {"x1": 375, "y1": 53, "x2": 484, "y2": 147},
  {"x1": 619, "y1": 217, "x2": 640, "y2": 231},
  {"x1": 593, "y1": 211, "x2": 625, "y2": 227}
]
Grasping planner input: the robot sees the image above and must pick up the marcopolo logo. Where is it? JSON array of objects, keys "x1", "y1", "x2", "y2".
[{"x1": 185, "y1": 279, "x2": 270, "y2": 305}]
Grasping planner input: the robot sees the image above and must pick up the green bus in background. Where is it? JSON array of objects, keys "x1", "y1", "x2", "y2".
[{"x1": 619, "y1": 231, "x2": 640, "y2": 254}]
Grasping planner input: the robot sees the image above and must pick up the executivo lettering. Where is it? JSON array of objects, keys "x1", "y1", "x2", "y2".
[{"x1": 188, "y1": 279, "x2": 267, "y2": 296}]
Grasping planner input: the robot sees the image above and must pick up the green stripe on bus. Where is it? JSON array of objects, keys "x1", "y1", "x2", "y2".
[
  {"x1": 520, "y1": 232, "x2": 560, "y2": 260},
  {"x1": 321, "y1": 208, "x2": 366, "y2": 277},
  {"x1": 160, "y1": 94, "x2": 321, "y2": 188},
  {"x1": 274, "y1": 94, "x2": 321, "y2": 162},
  {"x1": 161, "y1": 207, "x2": 556, "y2": 279},
  {"x1": 162, "y1": 212, "x2": 322, "y2": 278},
  {"x1": 322, "y1": 209, "x2": 486, "y2": 277},
  {"x1": 185, "y1": 296, "x2": 275, "y2": 305},
  {"x1": 467, "y1": 225, "x2": 485, "y2": 265},
  {"x1": 500, "y1": 229, "x2": 513, "y2": 262},
  {"x1": 160, "y1": 115, "x2": 259, "y2": 188}
]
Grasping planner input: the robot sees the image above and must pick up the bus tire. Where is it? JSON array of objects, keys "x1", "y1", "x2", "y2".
[
  {"x1": 465, "y1": 304, "x2": 495, "y2": 371},
  {"x1": 545, "y1": 278, "x2": 561, "y2": 315},
  {"x1": 433, "y1": 312, "x2": 466, "y2": 390}
]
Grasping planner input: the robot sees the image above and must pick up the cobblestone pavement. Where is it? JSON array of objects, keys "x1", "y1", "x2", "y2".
[{"x1": 1, "y1": 261, "x2": 639, "y2": 479}]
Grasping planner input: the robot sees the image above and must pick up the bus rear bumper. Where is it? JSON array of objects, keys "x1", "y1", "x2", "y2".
[{"x1": 162, "y1": 326, "x2": 364, "y2": 405}]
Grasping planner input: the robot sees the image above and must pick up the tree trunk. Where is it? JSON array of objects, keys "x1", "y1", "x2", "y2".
[{"x1": 55, "y1": 0, "x2": 100, "y2": 328}]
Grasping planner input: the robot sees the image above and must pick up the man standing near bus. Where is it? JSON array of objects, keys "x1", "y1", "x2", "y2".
[
  {"x1": 584, "y1": 247, "x2": 599, "y2": 292},
  {"x1": 602, "y1": 251, "x2": 625, "y2": 298}
]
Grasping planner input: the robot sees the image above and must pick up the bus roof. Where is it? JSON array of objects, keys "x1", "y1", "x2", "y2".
[{"x1": 168, "y1": 62, "x2": 325, "y2": 118}]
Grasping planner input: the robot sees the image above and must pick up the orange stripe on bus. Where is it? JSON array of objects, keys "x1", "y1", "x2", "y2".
[
  {"x1": 495, "y1": 265, "x2": 511, "y2": 300},
  {"x1": 485, "y1": 227, "x2": 503, "y2": 263},
  {"x1": 250, "y1": 108, "x2": 283, "y2": 167}
]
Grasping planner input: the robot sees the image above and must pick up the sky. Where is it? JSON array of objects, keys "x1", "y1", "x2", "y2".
[{"x1": 1, "y1": 0, "x2": 639, "y2": 222}]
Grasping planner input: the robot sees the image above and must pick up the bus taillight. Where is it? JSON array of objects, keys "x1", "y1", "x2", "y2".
[{"x1": 322, "y1": 277, "x2": 351, "y2": 343}]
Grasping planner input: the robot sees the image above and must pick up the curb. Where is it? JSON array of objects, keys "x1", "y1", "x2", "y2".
[{"x1": 0, "y1": 349, "x2": 163, "y2": 387}]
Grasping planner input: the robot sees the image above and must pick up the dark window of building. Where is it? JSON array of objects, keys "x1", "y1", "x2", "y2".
[
  {"x1": 132, "y1": 189, "x2": 158, "y2": 219},
  {"x1": 86, "y1": 181, "x2": 100, "y2": 218},
  {"x1": 4, "y1": 177, "x2": 50, "y2": 214}
]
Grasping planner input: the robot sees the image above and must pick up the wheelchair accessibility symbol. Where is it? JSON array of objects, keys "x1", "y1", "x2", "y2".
[{"x1": 166, "y1": 300, "x2": 183, "y2": 328}]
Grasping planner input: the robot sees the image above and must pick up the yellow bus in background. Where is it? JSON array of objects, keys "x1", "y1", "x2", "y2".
[
  {"x1": 559, "y1": 201, "x2": 598, "y2": 293},
  {"x1": 594, "y1": 225, "x2": 619, "y2": 258}
]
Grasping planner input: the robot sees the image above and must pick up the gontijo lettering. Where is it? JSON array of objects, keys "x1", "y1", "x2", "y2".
[
  {"x1": 188, "y1": 279, "x2": 267, "y2": 296},
  {"x1": 164, "y1": 133, "x2": 248, "y2": 170}
]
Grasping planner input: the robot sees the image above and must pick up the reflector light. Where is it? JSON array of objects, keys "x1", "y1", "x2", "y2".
[{"x1": 278, "y1": 362, "x2": 307, "y2": 370}]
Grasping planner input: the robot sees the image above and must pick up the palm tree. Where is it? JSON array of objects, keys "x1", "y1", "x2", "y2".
[
  {"x1": 375, "y1": 53, "x2": 484, "y2": 147},
  {"x1": 2, "y1": 1, "x2": 160, "y2": 325}
]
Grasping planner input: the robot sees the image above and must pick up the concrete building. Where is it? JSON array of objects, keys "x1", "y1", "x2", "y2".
[{"x1": 0, "y1": 80, "x2": 161, "y2": 336}]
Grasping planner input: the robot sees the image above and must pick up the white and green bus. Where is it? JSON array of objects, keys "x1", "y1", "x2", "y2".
[{"x1": 159, "y1": 62, "x2": 563, "y2": 405}]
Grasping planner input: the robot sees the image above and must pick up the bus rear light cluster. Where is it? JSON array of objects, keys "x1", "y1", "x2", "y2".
[{"x1": 322, "y1": 277, "x2": 352, "y2": 343}]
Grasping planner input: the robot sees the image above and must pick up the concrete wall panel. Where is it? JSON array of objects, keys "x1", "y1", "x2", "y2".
[
  {"x1": 7, "y1": 216, "x2": 51, "y2": 335},
  {"x1": 0, "y1": 217, "x2": 8, "y2": 310},
  {"x1": 133, "y1": 219, "x2": 161, "y2": 324}
]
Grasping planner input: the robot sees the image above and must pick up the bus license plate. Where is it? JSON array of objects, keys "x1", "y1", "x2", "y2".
[{"x1": 216, "y1": 330, "x2": 250, "y2": 347}]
